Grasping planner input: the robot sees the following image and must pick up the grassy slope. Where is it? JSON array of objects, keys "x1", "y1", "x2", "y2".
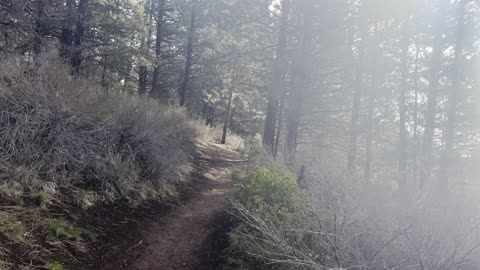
[{"x1": 0, "y1": 56, "x2": 205, "y2": 270}]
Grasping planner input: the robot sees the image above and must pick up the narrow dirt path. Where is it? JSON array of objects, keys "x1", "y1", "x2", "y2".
[{"x1": 128, "y1": 140, "x2": 244, "y2": 270}]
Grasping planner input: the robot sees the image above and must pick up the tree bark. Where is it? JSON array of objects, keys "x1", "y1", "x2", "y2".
[
  {"x1": 263, "y1": 0, "x2": 290, "y2": 153},
  {"x1": 123, "y1": 60, "x2": 133, "y2": 93},
  {"x1": 101, "y1": 54, "x2": 108, "y2": 91},
  {"x1": 364, "y1": 25, "x2": 379, "y2": 184},
  {"x1": 439, "y1": 0, "x2": 466, "y2": 188},
  {"x1": 179, "y1": 0, "x2": 198, "y2": 106},
  {"x1": 274, "y1": 88, "x2": 286, "y2": 158},
  {"x1": 421, "y1": 0, "x2": 447, "y2": 188},
  {"x1": 286, "y1": 0, "x2": 313, "y2": 161},
  {"x1": 412, "y1": 35, "x2": 420, "y2": 185},
  {"x1": 398, "y1": 21, "x2": 410, "y2": 196},
  {"x1": 139, "y1": 66, "x2": 148, "y2": 95},
  {"x1": 60, "y1": 0, "x2": 75, "y2": 59},
  {"x1": 71, "y1": 0, "x2": 89, "y2": 74},
  {"x1": 151, "y1": 0, "x2": 166, "y2": 98},
  {"x1": 347, "y1": 18, "x2": 366, "y2": 177},
  {"x1": 33, "y1": 0, "x2": 46, "y2": 54},
  {"x1": 221, "y1": 79, "x2": 235, "y2": 145},
  {"x1": 206, "y1": 104, "x2": 216, "y2": 127}
]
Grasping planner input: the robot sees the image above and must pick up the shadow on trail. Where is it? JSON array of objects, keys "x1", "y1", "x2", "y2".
[{"x1": 106, "y1": 139, "x2": 246, "y2": 270}]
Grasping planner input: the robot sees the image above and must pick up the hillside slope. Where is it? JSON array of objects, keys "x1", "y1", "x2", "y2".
[{"x1": 0, "y1": 57, "x2": 208, "y2": 270}]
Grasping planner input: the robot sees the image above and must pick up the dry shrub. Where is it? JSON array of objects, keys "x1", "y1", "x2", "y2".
[
  {"x1": 0, "y1": 54, "x2": 200, "y2": 204},
  {"x1": 233, "y1": 166, "x2": 480, "y2": 270},
  {"x1": 102, "y1": 95, "x2": 199, "y2": 201}
]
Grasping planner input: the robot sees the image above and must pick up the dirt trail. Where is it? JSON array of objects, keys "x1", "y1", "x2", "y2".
[{"x1": 127, "y1": 140, "x2": 244, "y2": 270}]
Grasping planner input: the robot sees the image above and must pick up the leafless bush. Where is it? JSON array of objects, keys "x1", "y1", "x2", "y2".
[{"x1": 0, "y1": 54, "x2": 200, "y2": 203}]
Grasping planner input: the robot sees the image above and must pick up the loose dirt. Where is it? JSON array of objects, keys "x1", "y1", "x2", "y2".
[{"x1": 99, "y1": 140, "x2": 245, "y2": 270}]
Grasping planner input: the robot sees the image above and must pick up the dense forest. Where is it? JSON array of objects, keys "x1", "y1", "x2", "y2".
[
  {"x1": 1, "y1": 0, "x2": 480, "y2": 269},
  {"x1": 2, "y1": 0, "x2": 478, "y2": 184}
]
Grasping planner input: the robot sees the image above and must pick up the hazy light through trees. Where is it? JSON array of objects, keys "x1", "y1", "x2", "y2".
[{"x1": 1, "y1": 0, "x2": 480, "y2": 268}]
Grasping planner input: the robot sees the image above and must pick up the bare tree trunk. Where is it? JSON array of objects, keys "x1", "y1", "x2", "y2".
[
  {"x1": 364, "y1": 96, "x2": 375, "y2": 183},
  {"x1": 179, "y1": 0, "x2": 198, "y2": 106},
  {"x1": 139, "y1": 66, "x2": 148, "y2": 95},
  {"x1": 263, "y1": 0, "x2": 290, "y2": 153},
  {"x1": 286, "y1": 0, "x2": 313, "y2": 161},
  {"x1": 151, "y1": 0, "x2": 166, "y2": 98},
  {"x1": 274, "y1": 88, "x2": 286, "y2": 159},
  {"x1": 201, "y1": 102, "x2": 208, "y2": 121},
  {"x1": 412, "y1": 35, "x2": 420, "y2": 185},
  {"x1": 123, "y1": 60, "x2": 132, "y2": 93},
  {"x1": 147, "y1": 0, "x2": 154, "y2": 47},
  {"x1": 60, "y1": 0, "x2": 75, "y2": 59},
  {"x1": 33, "y1": 0, "x2": 45, "y2": 54},
  {"x1": 421, "y1": 0, "x2": 447, "y2": 189},
  {"x1": 71, "y1": 0, "x2": 89, "y2": 74},
  {"x1": 137, "y1": 0, "x2": 153, "y2": 95},
  {"x1": 221, "y1": 84, "x2": 234, "y2": 145},
  {"x1": 439, "y1": 0, "x2": 467, "y2": 188},
  {"x1": 101, "y1": 54, "x2": 108, "y2": 91},
  {"x1": 347, "y1": 20, "x2": 366, "y2": 177},
  {"x1": 364, "y1": 25, "x2": 379, "y2": 183},
  {"x1": 398, "y1": 21, "x2": 410, "y2": 196},
  {"x1": 206, "y1": 103, "x2": 216, "y2": 127}
]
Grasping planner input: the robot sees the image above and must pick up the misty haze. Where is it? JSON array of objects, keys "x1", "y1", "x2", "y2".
[{"x1": 0, "y1": 0, "x2": 479, "y2": 269}]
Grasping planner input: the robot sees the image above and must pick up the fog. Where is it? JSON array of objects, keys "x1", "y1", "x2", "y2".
[
  {"x1": 247, "y1": 0, "x2": 480, "y2": 268},
  {"x1": 0, "y1": 0, "x2": 479, "y2": 268}
]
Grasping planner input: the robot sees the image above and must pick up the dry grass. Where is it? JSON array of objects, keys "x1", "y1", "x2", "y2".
[
  {"x1": 0, "y1": 54, "x2": 201, "y2": 204},
  {"x1": 205, "y1": 126, "x2": 244, "y2": 150},
  {"x1": 0, "y1": 53, "x2": 204, "y2": 269}
]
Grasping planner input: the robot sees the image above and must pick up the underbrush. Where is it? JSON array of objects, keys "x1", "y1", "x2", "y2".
[
  {"x1": 0, "y1": 54, "x2": 203, "y2": 269},
  {"x1": 229, "y1": 166, "x2": 311, "y2": 268},
  {"x1": 230, "y1": 163, "x2": 480, "y2": 269},
  {"x1": 0, "y1": 55, "x2": 200, "y2": 204}
]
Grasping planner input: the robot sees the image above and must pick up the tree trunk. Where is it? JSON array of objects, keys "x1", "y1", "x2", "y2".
[
  {"x1": 347, "y1": 19, "x2": 366, "y2": 177},
  {"x1": 33, "y1": 0, "x2": 45, "y2": 54},
  {"x1": 101, "y1": 54, "x2": 108, "y2": 91},
  {"x1": 286, "y1": 0, "x2": 313, "y2": 161},
  {"x1": 179, "y1": 0, "x2": 198, "y2": 106},
  {"x1": 137, "y1": 0, "x2": 153, "y2": 95},
  {"x1": 60, "y1": 0, "x2": 75, "y2": 59},
  {"x1": 221, "y1": 82, "x2": 234, "y2": 145},
  {"x1": 263, "y1": 0, "x2": 290, "y2": 153},
  {"x1": 147, "y1": 0, "x2": 154, "y2": 47},
  {"x1": 398, "y1": 21, "x2": 410, "y2": 196},
  {"x1": 151, "y1": 0, "x2": 166, "y2": 98},
  {"x1": 206, "y1": 104, "x2": 216, "y2": 127},
  {"x1": 201, "y1": 102, "x2": 209, "y2": 122},
  {"x1": 364, "y1": 25, "x2": 379, "y2": 183},
  {"x1": 439, "y1": 0, "x2": 466, "y2": 188},
  {"x1": 421, "y1": 0, "x2": 447, "y2": 188},
  {"x1": 139, "y1": 66, "x2": 148, "y2": 95},
  {"x1": 412, "y1": 35, "x2": 420, "y2": 185},
  {"x1": 71, "y1": 0, "x2": 89, "y2": 74},
  {"x1": 274, "y1": 88, "x2": 286, "y2": 158},
  {"x1": 123, "y1": 64, "x2": 132, "y2": 93}
]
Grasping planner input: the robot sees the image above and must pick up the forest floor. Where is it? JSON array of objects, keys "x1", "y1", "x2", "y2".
[{"x1": 94, "y1": 139, "x2": 246, "y2": 270}]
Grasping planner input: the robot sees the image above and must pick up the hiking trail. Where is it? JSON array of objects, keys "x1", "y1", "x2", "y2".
[{"x1": 100, "y1": 139, "x2": 245, "y2": 270}]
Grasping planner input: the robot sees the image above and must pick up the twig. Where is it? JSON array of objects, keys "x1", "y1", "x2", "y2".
[{"x1": 127, "y1": 240, "x2": 143, "y2": 252}]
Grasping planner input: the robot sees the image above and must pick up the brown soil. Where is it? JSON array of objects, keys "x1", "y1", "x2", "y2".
[{"x1": 96, "y1": 139, "x2": 245, "y2": 270}]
